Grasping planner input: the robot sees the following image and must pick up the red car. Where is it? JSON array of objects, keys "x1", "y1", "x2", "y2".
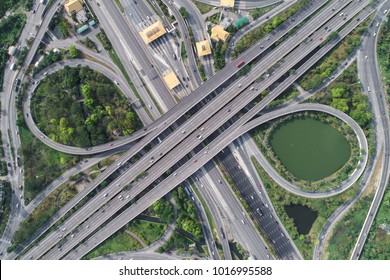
[
  {"x1": 109, "y1": 143, "x2": 114, "y2": 147},
  {"x1": 193, "y1": 160, "x2": 198, "y2": 163},
  {"x1": 319, "y1": 37, "x2": 323, "y2": 41},
  {"x1": 236, "y1": 60, "x2": 245, "y2": 68}
]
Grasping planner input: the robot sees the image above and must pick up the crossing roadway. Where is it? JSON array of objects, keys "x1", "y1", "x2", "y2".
[{"x1": 17, "y1": 0, "x2": 371, "y2": 259}]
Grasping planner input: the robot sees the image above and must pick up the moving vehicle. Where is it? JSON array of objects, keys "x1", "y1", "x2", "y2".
[{"x1": 236, "y1": 60, "x2": 245, "y2": 68}]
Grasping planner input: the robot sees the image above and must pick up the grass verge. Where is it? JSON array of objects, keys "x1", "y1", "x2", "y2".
[
  {"x1": 83, "y1": 230, "x2": 142, "y2": 259},
  {"x1": 11, "y1": 182, "x2": 77, "y2": 248},
  {"x1": 193, "y1": 1, "x2": 214, "y2": 14},
  {"x1": 128, "y1": 220, "x2": 166, "y2": 246}
]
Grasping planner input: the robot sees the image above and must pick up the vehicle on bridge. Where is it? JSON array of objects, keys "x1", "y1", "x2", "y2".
[{"x1": 236, "y1": 60, "x2": 245, "y2": 68}]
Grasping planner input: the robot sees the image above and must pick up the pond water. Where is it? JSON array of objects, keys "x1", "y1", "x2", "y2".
[{"x1": 270, "y1": 117, "x2": 351, "y2": 181}]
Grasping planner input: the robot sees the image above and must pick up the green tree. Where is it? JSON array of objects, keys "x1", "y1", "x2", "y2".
[
  {"x1": 272, "y1": 16, "x2": 282, "y2": 28},
  {"x1": 331, "y1": 99, "x2": 349, "y2": 113},
  {"x1": 68, "y1": 45, "x2": 79, "y2": 58},
  {"x1": 179, "y1": 7, "x2": 188, "y2": 19},
  {"x1": 331, "y1": 87, "x2": 345, "y2": 98}
]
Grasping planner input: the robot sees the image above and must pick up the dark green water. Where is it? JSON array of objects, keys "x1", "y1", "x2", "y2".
[
  {"x1": 284, "y1": 204, "x2": 318, "y2": 234},
  {"x1": 270, "y1": 117, "x2": 351, "y2": 181}
]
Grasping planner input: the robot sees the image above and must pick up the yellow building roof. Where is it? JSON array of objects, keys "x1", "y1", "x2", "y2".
[
  {"x1": 196, "y1": 40, "x2": 212, "y2": 57},
  {"x1": 64, "y1": 0, "x2": 83, "y2": 15},
  {"x1": 139, "y1": 21, "x2": 167, "y2": 44},
  {"x1": 163, "y1": 71, "x2": 180, "y2": 90},
  {"x1": 220, "y1": 0, "x2": 235, "y2": 7},
  {"x1": 210, "y1": 25, "x2": 230, "y2": 42}
]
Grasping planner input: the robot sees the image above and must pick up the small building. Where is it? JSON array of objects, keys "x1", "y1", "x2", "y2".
[
  {"x1": 64, "y1": 0, "x2": 83, "y2": 16},
  {"x1": 76, "y1": 9, "x2": 88, "y2": 23},
  {"x1": 77, "y1": 25, "x2": 89, "y2": 34},
  {"x1": 89, "y1": 20, "x2": 96, "y2": 26},
  {"x1": 196, "y1": 40, "x2": 212, "y2": 57},
  {"x1": 34, "y1": 56, "x2": 44, "y2": 67},
  {"x1": 163, "y1": 71, "x2": 180, "y2": 90},
  {"x1": 139, "y1": 21, "x2": 166, "y2": 44},
  {"x1": 8, "y1": 46, "x2": 17, "y2": 56},
  {"x1": 210, "y1": 25, "x2": 230, "y2": 42},
  {"x1": 220, "y1": 0, "x2": 235, "y2": 8},
  {"x1": 235, "y1": 16, "x2": 249, "y2": 28},
  {"x1": 379, "y1": 224, "x2": 390, "y2": 234},
  {"x1": 220, "y1": 17, "x2": 231, "y2": 29}
]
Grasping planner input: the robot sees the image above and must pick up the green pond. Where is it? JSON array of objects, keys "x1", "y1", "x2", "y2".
[{"x1": 269, "y1": 117, "x2": 351, "y2": 181}]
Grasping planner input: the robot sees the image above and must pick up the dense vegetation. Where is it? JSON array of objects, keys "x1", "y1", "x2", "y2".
[
  {"x1": 150, "y1": 197, "x2": 174, "y2": 224},
  {"x1": 17, "y1": 104, "x2": 81, "y2": 202},
  {"x1": 127, "y1": 220, "x2": 166, "y2": 246},
  {"x1": 83, "y1": 230, "x2": 142, "y2": 260},
  {"x1": 173, "y1": 186, "x2": 203, "y2": 241},
  {"x1": 306, "y1": 62, "x2": 375, "y2": 158},
  {"x1": 205, "y1": 12, "x2": 220, "y2": 24},
  {"x1": 307, "y1": 63, "x2": 372, "y2": 129},
  {"x1": 233, "y1": 0, "x2": 311, "y2": 57},
  {"x1": 31, "y1": 66, "x2": 142, "y2": 147},
  {"x1": 10, "y1": 182, "x2": 77, "y2": 249},
  {"x1": 0, "y1": 13, "x2": 26, "y2": 90},
  {"x1": 249, "y1": 3, "x2": 280, "y2": 20},
  {"x1": 32, "y1": 50, "x2": 62, "y2": 75},
  {"x1": 157, "y1": 231, "x2": 195, "y2": 254},
  {"x1": 298, "y1": 20, "x2": 369, "y2": 91},
  {"x1": 251, "y1": 157, "x2": 359, "y2": 259},
  {"x1": 96, "y1": 30, "x2": 112, "y2": 51},
  {"x1": 377, "y1": 12, "x2": 390, "y2": 99},
  {"x1": 0, "y1": 181, "x2": 11, "y2": 237},
  {"x1": 49, "y1": 11, "x2": 72, "y2": 38},
  {"x1": 361, "y1": 184, "x2": 390, "y2": 259},
  {"x1": 266, "y1": 86, "x2": 299, "y2": 109},
  {"x1": 326, "y1": 193, "x2": 373, "y2": 259},
  {"x1": 78, "y1": 37, "x2": 98, "y2": 53},
  {"x1": 212, "y1": 41, "x2": 228, "y2": 71},
  {"x1": 0, "y1": 0, "x2": 32, "y2": 19}
]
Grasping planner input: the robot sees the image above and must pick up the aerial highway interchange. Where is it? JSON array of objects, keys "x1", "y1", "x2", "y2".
[{"x1": 0, "y1": 0, "x2": 389, "y2": 261}]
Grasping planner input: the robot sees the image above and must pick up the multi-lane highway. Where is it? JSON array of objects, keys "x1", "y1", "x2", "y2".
[
  {"x1": 59, "y1": 102, "x2": 366, "y2": 260},
  {"x1": 16, "y1": 0, "x2": 374, "y2": 260},
  {"x1": 351, "y1": 4, "x2": 390, "y2": 259},
  {"x1": 12, "y1": 0, "x2": 338, "y2": 258},
  {"x1": 2, "y1": 0, "x2": 387, "y2": 262}
]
